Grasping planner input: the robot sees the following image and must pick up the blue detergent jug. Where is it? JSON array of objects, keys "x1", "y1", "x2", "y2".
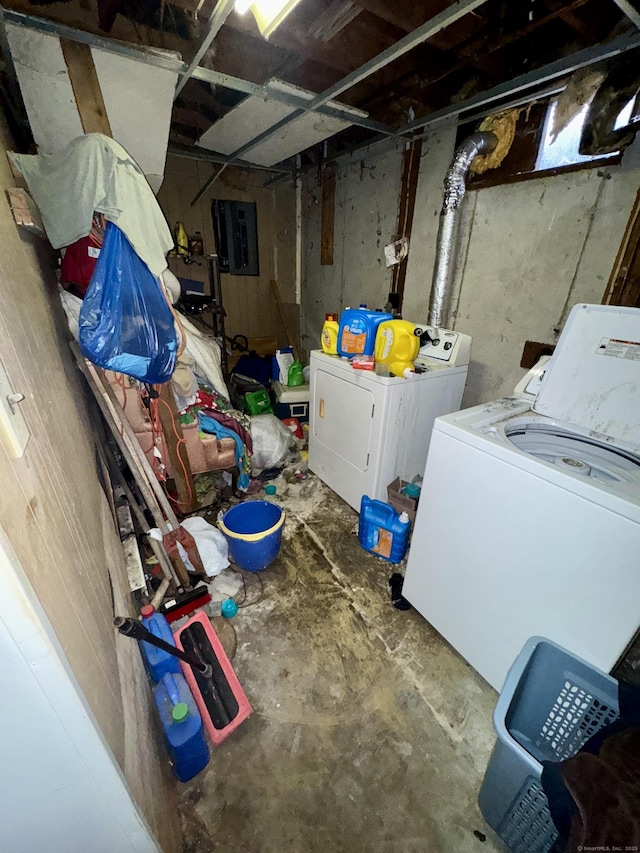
[
  {"x1": 140, "y1": 605, "x2": 181, "y2": 683},
  {"x1": 337, "y1": 308, "x2": 392, "y2": 357},
  {"x1": 153, "y1": 672, "x2": 209, "y2": 783},
  {"x1": 359, "y1": 496, "x2": 411, "y2": 563}
]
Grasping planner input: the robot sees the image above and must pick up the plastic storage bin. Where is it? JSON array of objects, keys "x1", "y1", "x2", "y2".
[
  {"x1": 478, "y1": 637, "x2": 619, "y2": 853},
  {"x1": 140, "y1": 605, "x2": 181, "y2": 683},
  {"x1": 272, "y1": 381, "x2": 310, "y2": 423}
]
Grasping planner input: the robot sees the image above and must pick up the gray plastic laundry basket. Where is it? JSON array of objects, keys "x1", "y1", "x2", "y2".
[{"x1": 478, "y1": 637, "x2": 619, "y2": 853}]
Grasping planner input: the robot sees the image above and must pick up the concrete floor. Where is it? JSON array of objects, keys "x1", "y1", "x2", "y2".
[{"x1": 179, "y1": 483, "x2": 502, "y2": 853}]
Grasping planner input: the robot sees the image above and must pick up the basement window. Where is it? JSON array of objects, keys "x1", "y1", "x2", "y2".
[
  {"x1": 461, "y1": 92, "x2": 635, "y2": 190},
  {"x1": 536, "y1": 97, "x2": 636, "y2": 171}
]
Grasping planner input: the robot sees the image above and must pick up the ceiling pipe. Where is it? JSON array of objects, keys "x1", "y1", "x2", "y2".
[
  {"x1": 189, "y1": 0, "x2": 489, "y2": 202},
  {"x1": 429, "y1": 131, "x2": 497, "y2": 329}
]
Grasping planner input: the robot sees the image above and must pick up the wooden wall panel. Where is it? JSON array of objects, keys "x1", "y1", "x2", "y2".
[
  {"x1": 158, "y1": 156, "x2": 298, "y2": 348},
  {"x1": 0, "y1": 112, "x2": 181, "y2": 852}
]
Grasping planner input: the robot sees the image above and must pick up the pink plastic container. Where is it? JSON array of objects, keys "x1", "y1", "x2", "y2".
[{"x1": 173, "y1": 611, "x2": 252, "y2": 747}]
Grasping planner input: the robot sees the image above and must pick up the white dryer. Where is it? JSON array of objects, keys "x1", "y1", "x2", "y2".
[
  {"x1": 309, "y1": 327, "x2": 471, "y2": 512},
  {"x1": 403, "y1": 303, "x2": 640, "y2": 691}
]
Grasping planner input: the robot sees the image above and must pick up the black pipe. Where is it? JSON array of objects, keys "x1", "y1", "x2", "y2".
[{"x1": 114, "y1": 616, "x2": 213, "y2": 678}]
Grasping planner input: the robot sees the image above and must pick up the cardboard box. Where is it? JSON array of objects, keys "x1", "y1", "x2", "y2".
[{"x1": 387, "y1": 477, "x2": 418, "y2": 524}]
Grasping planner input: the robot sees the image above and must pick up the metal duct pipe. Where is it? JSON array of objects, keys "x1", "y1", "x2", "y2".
[{"x1": 429, "y1": 131, "x2": 497, "y2": 328}]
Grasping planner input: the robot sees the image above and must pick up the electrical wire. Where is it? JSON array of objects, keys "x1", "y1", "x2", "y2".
[
  {"x1": 103, "y1": 369, "x2": 128, "y2": 413},
  {"x1": 230, "y1": 565, "x2": 265, "y2": 609},
  {"x1": 213, "y1": 566, "x2": 265, "y2": 661}
]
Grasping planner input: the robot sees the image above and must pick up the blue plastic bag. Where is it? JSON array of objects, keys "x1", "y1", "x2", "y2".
[{"x1": 79, "y1": 222, "x2": 177, "y2": 383}]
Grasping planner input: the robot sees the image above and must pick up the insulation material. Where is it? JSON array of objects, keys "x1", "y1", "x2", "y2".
[
  {"x1": 6, "y1": 26, "x2": 84, "y2": 150},
  {"x1": 197, "y1": 79, "x2": 367, "y2": 167},
  {"x1": 5, "y1": 23, "x2": 178, "y2": 192},
  {"x1": 90, "y1": 50, "x2": 177, "y2": 193},
  {"x1": 470, "y1": 110, "x2": 518, "y2": 173}
]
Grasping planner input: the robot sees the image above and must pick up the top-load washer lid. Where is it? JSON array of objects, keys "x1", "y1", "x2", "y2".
[{"x1": 531, "y1": 303, "x2": 640, "y2": 447}]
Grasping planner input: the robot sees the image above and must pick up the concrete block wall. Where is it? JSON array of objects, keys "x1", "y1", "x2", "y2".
[{"x1": 301, "y1": 122, "x2": 640, "y2": 406}]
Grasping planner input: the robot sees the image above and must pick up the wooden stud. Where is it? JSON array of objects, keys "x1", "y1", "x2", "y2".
[
  {"x1": 321, "y1": 163, "x2": 336, "y2": 266},
  {"x1": 61, "y1": 40, "x2": 112, "y2": 136},
  {"x1": 270, "y1": 278, "x2": 297, "y2": 356},
  {"x1": 156, "y1": 383, "x2": 198, "y2": 513},
  {"x1": 603, "y1": 186, "x2": 640, "y2": 309},
  {"x1": 390, "y1": 138, "x2": 423, "y2": 310}
]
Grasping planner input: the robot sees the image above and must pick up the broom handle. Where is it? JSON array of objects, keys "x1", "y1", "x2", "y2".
[{"x1": 114, "y1": 616, "x2": 212, "y2": 677}]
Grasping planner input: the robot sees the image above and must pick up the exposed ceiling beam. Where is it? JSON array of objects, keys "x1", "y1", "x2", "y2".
[
  {"x1": 191, "y1": 66, "x2": 394, "y2": 135},
  {"x1": 2, "y1": 9, "x2": 397, "y2": 140},
  {"x1": 402, "y1": 30, "x2": 640, "y2": 135},
  {"x1": 318, "y1": 28, "x2": 640, "y2": 170},
  {"x1": 190, "y1": 0, "x2": 489, "y2": 203},
  {"x1": 308, "y1": 0, "x2": 362, "y2": 42},
  {"x1": 168, "y1": 143, "x2": 292, "y2": 172},
  {"x1": 2, "y1": 8, "x2": 184, "y2": 72},
  {"x1": 610, "y1": 0, "x2": 640, "y2": 29},
  {"x1": 354, "y1": 0, "x2": 591, "y2": 116},
  {"x1": 288, "y1": 0, "x2": 488, "y2": 107},
  {"x1": 174, "y1": 0, "x2": 236, "y2": 97},
  {"x1": 351, "y1": 0, "x2": 427, "y2": 34}
]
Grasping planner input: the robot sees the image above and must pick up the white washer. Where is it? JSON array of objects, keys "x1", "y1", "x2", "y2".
[
  {"x1": 403, "y1": 304, "x2": 640, "y2": 691},
  {"x1": 309, "y1": 327, "x2": 471, "y2": 512}
]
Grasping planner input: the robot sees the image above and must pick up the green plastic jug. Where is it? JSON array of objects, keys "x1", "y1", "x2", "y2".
[{"x1": 287, "y1": 361, "x2": 305, "y2": 387}]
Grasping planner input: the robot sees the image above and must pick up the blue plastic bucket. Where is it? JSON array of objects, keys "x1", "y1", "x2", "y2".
[{"x1": 219, "y1": 501, "x2": 285, "y2": 572}]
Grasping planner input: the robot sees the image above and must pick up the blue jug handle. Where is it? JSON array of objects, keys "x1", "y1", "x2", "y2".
[
  {"x1": 164, "y1": 672, "x2": 180, "y2": 707},
  {"x1": 148, "y1": 619, "x2": 162, "y2": 640}
]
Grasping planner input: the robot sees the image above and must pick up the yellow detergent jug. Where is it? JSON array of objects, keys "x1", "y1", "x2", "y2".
[
  {"x1": 321, "y1": 313, "x2": 339, "y2": 355},
  {"x1": 374, "y1": 319, "x2": 419, "y2": 377}
]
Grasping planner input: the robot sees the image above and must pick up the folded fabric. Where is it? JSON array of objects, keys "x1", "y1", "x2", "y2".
[
  {"x1": 198, "y1": 410, "x2": 251, "y2": 491},
  {"x1": 10, "y1": 134, "x2": 172, "y2": 276},
  {"x1": 194, "y1": 387, "x2": 252, "y2": 452},
  {"x1": 200, "y1": 408, "x2": 252, "y2": 455}
]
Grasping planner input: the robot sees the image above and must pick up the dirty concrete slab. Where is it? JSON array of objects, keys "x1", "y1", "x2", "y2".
[{"x1": 179, "y1": 484, "x2": 501, "y2": 853}]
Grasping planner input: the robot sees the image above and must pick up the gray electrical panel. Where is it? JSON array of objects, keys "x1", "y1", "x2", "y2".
[{"x1": 212, "y1": 200, "x2": 259, "y2": 276}]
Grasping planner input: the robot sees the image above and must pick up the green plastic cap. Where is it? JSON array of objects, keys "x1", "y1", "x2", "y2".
[{"x1": 172, "y1": 702, "x2": 189, "y2": 723}]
